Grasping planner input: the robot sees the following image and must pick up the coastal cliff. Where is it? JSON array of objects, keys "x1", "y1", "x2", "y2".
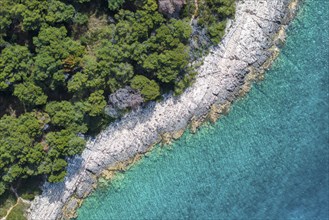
[{"x1": 27, "y1": 0, "x2": 298, "y2": 219}]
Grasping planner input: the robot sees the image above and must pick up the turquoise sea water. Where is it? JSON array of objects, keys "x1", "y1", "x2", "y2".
[{"x1": 77, "y1": 1, "x2": 329, "y2": 219}]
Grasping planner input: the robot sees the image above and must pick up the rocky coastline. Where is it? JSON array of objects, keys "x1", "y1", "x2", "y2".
[{"x1": 27, "y1": 0, "x2": 299, "y2": 219}]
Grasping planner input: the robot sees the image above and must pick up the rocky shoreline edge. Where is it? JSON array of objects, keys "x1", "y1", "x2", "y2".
[{"x1": 27, "y1": 0, "x2": 300, "y2": 219}]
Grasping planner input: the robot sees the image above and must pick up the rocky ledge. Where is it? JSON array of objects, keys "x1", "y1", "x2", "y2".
[{"x1": 27, "y1": 0, "x2": 298, "y2": 219}]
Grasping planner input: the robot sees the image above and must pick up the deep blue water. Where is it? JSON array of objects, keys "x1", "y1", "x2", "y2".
[{"x1": 77, "y1": 1, "x2": 329, "y2": 219}]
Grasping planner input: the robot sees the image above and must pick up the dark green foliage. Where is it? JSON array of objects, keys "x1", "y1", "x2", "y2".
[
  {"x1": 85, "y1": 90, "x2": 107, "y2": 116},
  {"x1": 44, "y1": 1, "x2": 75, "y2": 24},
  {"x1": 108, "y1": 0, "x2": 125, "y2": 11},
  {"x1": 0, "y1": 45, "x2": 31, "y2": 90},
  {"x1": 46, "y1": 131, "x2": 85, "y2": 156},
  {"x1": 14, "y1": 82, "x2": 48, "y2": 106},
  {"x1": 144, "y1": 43, "x2": 190, "y2": 83},
  {"x1": 33, "y1": 26, "x2": 84, "y2": 86},
  {"x1": 208, "y1": 20, "x2": 227, "y2": 44},
  {"x1": 73, "y1": 13, "x2": 89, "y2": 25},
  {"x1": 10, "y1": 0, "x2": 75, "y2": 31},
  {"x1": 131, "y1": 75, "x2": 160, "y2": 101},
  {"x1": 0, "y1": 184, "x2": 6, "y2": 201},
  {"x1": 45, "y1": 101, "x2": 85, "y2": 129},
  {"x1": 197, "y1": 0, "x2": 235, "y2": 44},
  {"x1": 0, "y1": 0, "x2": 233, "y2": 197},
  {"x1": 174, "y1": 68, "x2": 198, "y2": 96},
  {"x1": 0, "y1": 113, "x2": 43, "y2": 185}
]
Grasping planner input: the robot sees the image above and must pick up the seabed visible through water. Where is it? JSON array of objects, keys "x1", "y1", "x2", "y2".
[{"x1": 78, "y1": 1, "x2": 329, "y2": 219}]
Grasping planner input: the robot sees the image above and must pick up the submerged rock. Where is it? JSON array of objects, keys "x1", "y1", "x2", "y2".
[{"x1": 62, "y1": 198, "x2": 79, "y2": 219}]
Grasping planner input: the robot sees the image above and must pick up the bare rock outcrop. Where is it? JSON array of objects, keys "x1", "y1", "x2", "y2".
[
  {"x1": 27, "y1": 0, "x2": 297, "y2": 219},
  {"x1": 158, "y1": 0, "x2": 186, "y2": 17},
  {"x1": 106, "y1": 87, "x2": 143, "y2": 118}
]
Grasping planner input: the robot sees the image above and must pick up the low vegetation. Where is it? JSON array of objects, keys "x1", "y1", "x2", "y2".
[
  {"x1": 0, "y1": 191, "x2": 16, "y2": 218},
  {"x1": 6, "y1": 199, "x2": 30, "y2": 220}
]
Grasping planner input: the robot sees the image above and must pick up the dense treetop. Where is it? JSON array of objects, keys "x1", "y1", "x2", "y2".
[{"x1": 0, "y1": 0, "x2": 235, "y2": 197}]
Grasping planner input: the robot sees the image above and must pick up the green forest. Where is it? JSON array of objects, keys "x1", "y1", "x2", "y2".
[{"x1": 0, "y1": 0, "x2": 235, "y2": 202}]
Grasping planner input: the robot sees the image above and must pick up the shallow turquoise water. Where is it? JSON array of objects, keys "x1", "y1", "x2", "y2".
[{"x1": 78, "y1": 1, "x2": 329, "y2": 219}]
